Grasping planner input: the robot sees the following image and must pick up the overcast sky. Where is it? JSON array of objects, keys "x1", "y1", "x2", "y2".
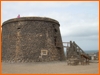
[{"x1": 1, "y1": 1, "x2": 99, "y2": 51}]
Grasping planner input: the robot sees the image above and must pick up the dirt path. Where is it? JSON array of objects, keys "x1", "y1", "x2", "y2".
[{"x1": 2, "y1": 61, "x2": 99, "y2": 74}]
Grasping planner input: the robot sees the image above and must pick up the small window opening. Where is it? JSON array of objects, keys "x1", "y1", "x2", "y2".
[
  {"x1": 17, "y1": 28, "x2": 20, "y2": 29},
  {"x1": 54, "y1": 29, "x2": 57, "y2": 32},
  {"x1": 41, "y1": 50, "x2": 48, "y2": 55},
  {"x1": 42, "y1": 51, "x2": 46, "y2": 54},
  {"x1": 57, "y1": 47, "x2": 61, "y2": 49}
]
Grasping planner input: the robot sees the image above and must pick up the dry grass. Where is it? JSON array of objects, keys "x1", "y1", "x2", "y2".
[{"x1": 2, "y1": 61, "x2": 99, "y2": 74}]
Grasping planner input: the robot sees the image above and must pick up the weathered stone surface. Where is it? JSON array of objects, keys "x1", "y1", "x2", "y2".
[
  {"x1": 2, "y1": 17, "x2": 65, "y2": 62},
  {"x1": 66, "y1": 41, "x2": 90, "y2": 65}
]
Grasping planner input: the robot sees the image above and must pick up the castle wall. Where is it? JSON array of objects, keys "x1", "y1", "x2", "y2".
[{"x1": 2, "y1": 17, "x2": 65, "y2": 62}]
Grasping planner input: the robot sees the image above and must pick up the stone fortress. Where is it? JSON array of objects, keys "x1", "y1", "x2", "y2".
[
  {"x1": 2, "y1": 17, "x2": 65, "y2": 62},
  {"x1": 2, "y1": 16, "x2": 93, "y2": 65}
]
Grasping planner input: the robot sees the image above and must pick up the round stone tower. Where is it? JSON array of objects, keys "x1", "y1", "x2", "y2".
[{"x1": 2, "y1": 17, "x2": 65, "y2": 62}]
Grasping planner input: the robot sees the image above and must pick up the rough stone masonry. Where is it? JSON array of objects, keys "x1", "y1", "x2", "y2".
[{"x1": 2, "y1": 17, "x2": 65, "y2": 62}]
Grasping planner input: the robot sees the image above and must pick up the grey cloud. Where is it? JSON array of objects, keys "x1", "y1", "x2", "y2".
[{"x1": 1, "y1": 2, "x2": 98, "y2": 50}]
